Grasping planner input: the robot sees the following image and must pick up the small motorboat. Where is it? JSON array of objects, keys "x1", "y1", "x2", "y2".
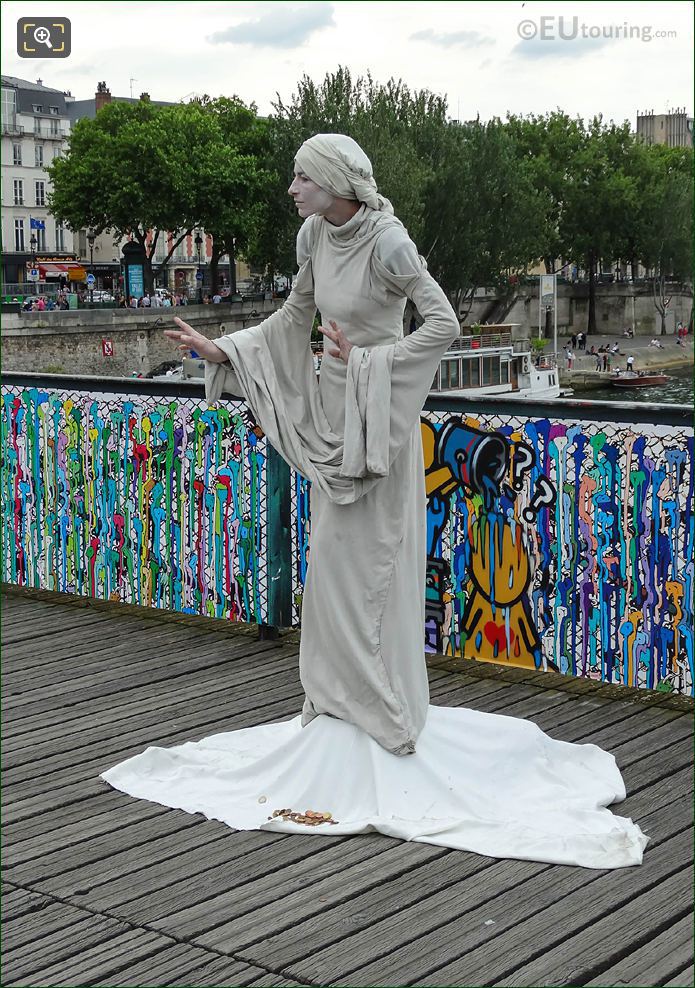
[{"x1": 611, "y1": 371, "x2": 669, "y2": 388}]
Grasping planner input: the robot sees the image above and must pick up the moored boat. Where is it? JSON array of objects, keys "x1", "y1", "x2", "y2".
[
  {"x1": 429, "y1": 324, "x2": 565, "y2": 400},
  {"x1": 611, "y1": 372, "x2": 669, "y2": 388}
]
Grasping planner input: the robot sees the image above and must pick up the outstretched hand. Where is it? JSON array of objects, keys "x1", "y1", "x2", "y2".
[
  {"x1": 163, "y1": 317, "x2": 228, "y2": 364},
  {"x1": 318, "y1": 320, "x2": 354, "y2": 364}
]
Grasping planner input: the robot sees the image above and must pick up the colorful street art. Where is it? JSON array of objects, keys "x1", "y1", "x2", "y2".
[
  {"x1": 4, "y1": 381, "x2": 692, "y2": 696},
  {"x1": 293, "y1": 411, "x2": 694, "y2": 697},
  {"x1": 1, "y1": 386, "x2": 269, "y2": 623}
]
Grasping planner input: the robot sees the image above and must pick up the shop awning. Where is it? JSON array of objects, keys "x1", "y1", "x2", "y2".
[{"x1": 39, "y1": 262, "x2": 87, "y2": 281}]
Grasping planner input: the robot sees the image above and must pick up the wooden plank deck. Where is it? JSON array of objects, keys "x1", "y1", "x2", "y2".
[{"x1": 2, "y1": 587, "x2": 693, "y2": 987}]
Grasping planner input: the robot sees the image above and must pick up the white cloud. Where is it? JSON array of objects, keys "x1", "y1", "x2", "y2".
[
  {"x1": 411, "y1": 28, "x2": 494, "y2": 49},
  {"x1": 511, "y1": 35, "x2": 612, "y2": 59},
  {"x1": 207, "y1": 3, "x2": 335, "y2": 49}
]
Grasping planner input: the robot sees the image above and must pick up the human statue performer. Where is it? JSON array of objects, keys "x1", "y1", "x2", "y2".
[{"x1": 103, "y1": 134, "x2": 647, "y2": 869}]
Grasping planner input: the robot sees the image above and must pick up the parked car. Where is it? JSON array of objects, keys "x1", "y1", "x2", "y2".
[{"x1": 90, "y1": 290, "x2": 115, "y2": 302}]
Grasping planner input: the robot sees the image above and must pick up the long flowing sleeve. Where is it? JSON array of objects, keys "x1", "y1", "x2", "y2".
[
  {"x1": 340, "y1": 228, "x2": 459, "y2": 479},
  {"x1": 203, "y1": 219, "x2": 363, "y2": 503}
]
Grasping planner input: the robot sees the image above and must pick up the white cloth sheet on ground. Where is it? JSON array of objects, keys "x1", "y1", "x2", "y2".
[{"x1": 102, "y1": 704, "x2": 648, "y2": 869}]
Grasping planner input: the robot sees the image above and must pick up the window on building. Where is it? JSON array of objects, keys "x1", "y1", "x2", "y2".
[
  {"x1": 49, "y1": 106, "x2": 59, "y2": 115},
  {"x1": 481, "y1": 355, "x2": 501, "y2": 386},
  {"x1": 32, "y1": 104, "x2": 43, "y2": 113},
  {"x1": 35, "y1": 145, "x2": 44, "y2": 167},
  {"x1": 55, "y1": 222, "x2": 65, "y2": 252},
  {"x1": 12, "y1": 143, "x2": 22, "y2": 165},
  {"x1": 35, "y1": 226, "x2": 46, "y2": 251},
  {"x1": 14, "y1": 218, "x2": 25, "y2": 252},
  {"x1": 461, "y1": 358, "x2": 480, "y2": 389},
  {"x1": 440, "y1": 359, "x2": 460, "y2": 390},
  {"x1": 49, "y1": 118, "x2": 59, "y2": 136},
  {"x1": 34, "y1": 118, "x2": 41, "y2": 135},
  {"x1": 1, "y1": 87, "x2": 17, "y2": 126},
  {"x1": 53, "y1": 147, "x2": 62, "y2": 161},
  {"x1": 13, "y1": 179, "x2": 24, "y2": 205},
  {"x1": 35, "y1": 181, "x2": 46, "y2": 206}
]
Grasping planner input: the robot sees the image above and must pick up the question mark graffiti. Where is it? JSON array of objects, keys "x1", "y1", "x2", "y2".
[
  {"x1": 523, "y1": 476, "x2": 556, "y2": 522},
  {"x1": 512, "y1": 443, "x2": 534, "y2": 491}
]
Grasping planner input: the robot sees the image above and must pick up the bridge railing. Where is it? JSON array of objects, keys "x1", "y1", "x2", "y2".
[{"x1": 2, "y1": 372, "x2": 692, "y2": 696}]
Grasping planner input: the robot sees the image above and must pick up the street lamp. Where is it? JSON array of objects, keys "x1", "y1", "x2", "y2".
[
  {"x1": 194, "y1": 232, "x2": 203, "y2": 302},
  {"x1": 29, "y1": 233, "x2": 37, "y2": 295},
  {"x1": 87, "y1": 229, "x2": 96, "y2": 303}
]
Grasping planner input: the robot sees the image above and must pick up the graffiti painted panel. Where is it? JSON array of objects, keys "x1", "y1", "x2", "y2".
[
  {"x1": 1, "y1": 386, "x2": 268, "y2": 623},
  {"x1": 291, "y1": 411, "x2": 693, "y2": 696}
]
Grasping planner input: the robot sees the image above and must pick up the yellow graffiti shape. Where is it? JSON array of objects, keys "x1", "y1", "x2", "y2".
[
  {"x1": 462, "y1": 591, "x2": 540, "y2": 669},
  {"x1": 471, "y1": 516, "x2": 529, "y2": 607},
  {"x1": 463, "y1": 515, "x2": 540, "y2": 669}
]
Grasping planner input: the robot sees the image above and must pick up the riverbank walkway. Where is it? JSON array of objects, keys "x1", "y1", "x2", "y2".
[{"x1": 3, "y1": 587, "x2": 693, "y2": 987}]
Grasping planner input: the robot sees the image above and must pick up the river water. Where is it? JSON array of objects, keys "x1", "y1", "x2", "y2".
[{"x1": 574, "y1": 366, "x2": 693, "y2": 406}]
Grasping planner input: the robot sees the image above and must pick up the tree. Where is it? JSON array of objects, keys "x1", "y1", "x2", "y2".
[
  {"x1": 505, "y1": 111, "x2": 584, "y2": 274},
  {"x1": 265, "y1": 69, "x2": 545, "y2": 321},
  {"x1": 628, "y1": 144, "x2": 693, "y2": 333},
  {"x1": 188, "y1": 96, "x2": 273, "y2": 294},
  {"x1": 560, "y1": 118, "x2": 638, "y2": 333},
  {"x1": 422, "y1": 118, "x2": 547, "y2": 319},
  {"x1": 48, "y1": 98, "x2": 261, "y2": 294},
  {"x1": 243, "y1": 113, "x2": 305, "y2": 289}
]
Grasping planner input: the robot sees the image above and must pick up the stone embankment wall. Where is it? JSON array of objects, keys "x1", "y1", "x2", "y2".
[
  {"x1": 1, "y1": 301, "x2": 283, "y2": 377},
  {"x1": 466, "y1": 283, "x2": 691, "y2": 338}
]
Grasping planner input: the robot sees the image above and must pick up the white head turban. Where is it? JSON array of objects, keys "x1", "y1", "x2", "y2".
[{"x1": 294, "y1": 133, "x2": 394, "y2": 214}]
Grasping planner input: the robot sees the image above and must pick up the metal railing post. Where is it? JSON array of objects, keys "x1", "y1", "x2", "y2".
[{"x1": 263, "y1": 442, "x2": 293, "y2": 638}]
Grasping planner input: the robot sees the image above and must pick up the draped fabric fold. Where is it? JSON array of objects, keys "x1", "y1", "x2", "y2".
[{"x1": 341, "y1": 344, "x2": 393, "y2": 478}]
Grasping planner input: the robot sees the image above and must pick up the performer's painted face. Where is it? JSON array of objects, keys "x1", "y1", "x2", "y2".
[{"x1": 288, "y1": 169, "x2": 335, "y2": 218}]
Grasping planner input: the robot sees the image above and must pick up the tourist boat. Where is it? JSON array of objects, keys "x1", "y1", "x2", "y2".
[
  {"x1": 429, "y1": 324, "x2": 565, "y2": 400},
  {"x1": 610, "y1": 372, "x2": 669, "y2": 389}
]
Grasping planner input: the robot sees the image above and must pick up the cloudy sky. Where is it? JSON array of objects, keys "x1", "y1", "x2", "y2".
[{"x1": 2, "y1": 0, "x2": 692, "y2": 126}]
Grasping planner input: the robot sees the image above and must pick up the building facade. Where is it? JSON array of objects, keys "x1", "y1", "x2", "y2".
[
  {"x1": 2, "y1": 77, "x2": 247, "y2": 298},
  {"x1": 636, "y1": 108, "x2": 694, "y2": 148},
  {"x1": 1, "y1": 75, "x2": 82, "y2": 290}
]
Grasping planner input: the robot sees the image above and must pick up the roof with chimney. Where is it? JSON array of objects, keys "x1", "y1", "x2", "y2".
[{"x1": 67, "y1": 82, "x2": 174, "y2": 123}]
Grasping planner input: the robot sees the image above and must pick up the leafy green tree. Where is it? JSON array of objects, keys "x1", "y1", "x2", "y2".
[
  {"x1": 243, "y1": 113, "x2": 304, "y2": 290},
  {"x1": 627, "y1": 144, "x2": 693, "y2": 333},
  {"x1": 263, "y1": 69, "x2": 544, "y2": 321},
  {"x1": 505, "y1": 111, "x2": 584, "y2": 274},
  {"x1": 48, "y1": 98, "x2": 261, "y2": 294},
  {"x1": 422, "y1": 118, "x2": 547, "y2": 319},
  {"x1": 189, "y1": 96, "x2": 273, "y2": 294},
  {"x1": 559, "y1": 118, "x2": 638, "y2": 333}
]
